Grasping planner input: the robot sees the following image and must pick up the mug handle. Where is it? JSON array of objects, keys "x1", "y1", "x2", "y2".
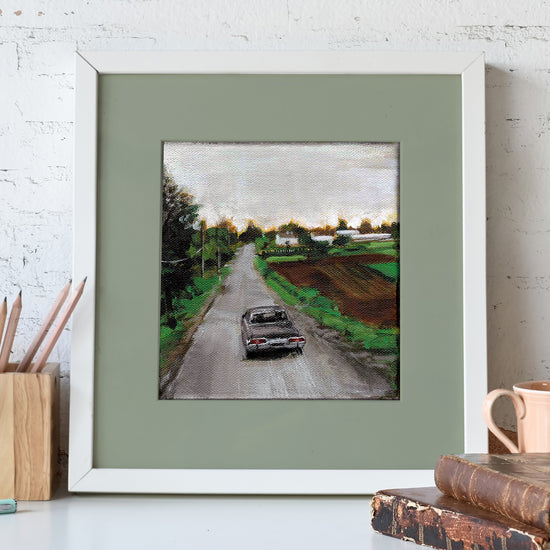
[{"x1": 482, "y1": 389, "x2": 525, "y2": 453}]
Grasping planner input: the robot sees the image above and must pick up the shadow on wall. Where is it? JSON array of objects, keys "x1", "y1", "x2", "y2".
[{"x1": 485, "y1": 65, "x2": 544, "y2": 431}]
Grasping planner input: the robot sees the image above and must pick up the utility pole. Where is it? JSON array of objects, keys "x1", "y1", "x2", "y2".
[
  {"x1": 216, "y1": 225, "x2": 221, "y2": 279},
  {"x1": 200, "y1": 219, "x2": 205, "y2": 277}
]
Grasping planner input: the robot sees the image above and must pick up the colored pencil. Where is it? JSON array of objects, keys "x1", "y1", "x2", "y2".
[
  {"x1": 17, "y1": 280, "x2": 72, "y2": 373},
  {"x1": 0, "y1": 297, "x2": 7, "y2": 350},
  {"x1": 31, "y1": 278, "x2": 87, "y2": 373},
  {"x1": 0, "y1": 291, "x2": 22, "y2": 372}
]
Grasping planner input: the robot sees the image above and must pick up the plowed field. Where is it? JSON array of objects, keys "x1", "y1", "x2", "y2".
[{"x1": 271, "y1": 254, "x2": 398, "y2": 327}]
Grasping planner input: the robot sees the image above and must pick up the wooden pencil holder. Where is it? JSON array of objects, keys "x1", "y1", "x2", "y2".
[{"x1": 0, "y1": 363, "x2": 59, "y2": 500}]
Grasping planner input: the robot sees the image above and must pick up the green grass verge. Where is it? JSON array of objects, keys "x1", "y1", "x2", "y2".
[
  {"x1": 368, "y1": 262, "x2": 399, "y2": 281},
  {"x1": 254, "y1": 257, "x2": 398, "y2": 352},
  {"x1": 328, "y1": 240, "x2": 398, "y2": 258},
  {"x1": 266, "y1": 255, "x2": 307, "y2": 263}
]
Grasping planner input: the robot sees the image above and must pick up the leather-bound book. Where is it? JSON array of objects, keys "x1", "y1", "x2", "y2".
[
  {"x1": 372, "y1": 487, "x2": 550, "y2": 550},
  {"x1": 435, "y1": 453, "x2": 550, "y2": 532}
]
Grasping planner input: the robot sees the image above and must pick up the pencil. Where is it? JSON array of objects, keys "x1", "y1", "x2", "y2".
[
  {"x1": 0, "y1": 297, "x2": 7, "y2": 351},
  {"x1": 31, "y1": 278, "x2": 87, "y2": 373},
  {"x1": 0, "y1": 291, "x2": 22, "y2": 373},
  {"x1": 17, "y1": 280, "x2": 72, "y2": 373}
]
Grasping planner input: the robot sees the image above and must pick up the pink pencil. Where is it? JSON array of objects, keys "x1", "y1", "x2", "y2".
[
  {"x1": 17, "y1": 280, "x2": 72, "y2": 373},
  {"x1": 0, "y1": 291, "x2": 22, "y2": 372},
  {"x1": 31, "y1": 278, "x2": 87, "y2": 373}
]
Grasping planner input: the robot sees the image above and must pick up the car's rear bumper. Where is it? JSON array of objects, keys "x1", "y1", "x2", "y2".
[{"x1": 245, "y1": 340, "x2": 305, "y2": 353}]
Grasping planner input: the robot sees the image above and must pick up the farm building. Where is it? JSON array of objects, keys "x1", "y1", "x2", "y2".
[
  {"x1": 311, "y1": 234, "x2": 335, "y2": 245},
  {"x1": 335, "y1": 229, "x2": 360, "y2": 237},
  {"x1": 275, "y1": 232, "x2": 299, "y2": 246},
  {"x1": 351, "y1": 233, "x2": 392, "y2": 242}
]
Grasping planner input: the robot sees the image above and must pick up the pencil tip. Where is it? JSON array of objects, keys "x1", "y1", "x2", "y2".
[
  {"x1": 83, "y1": 276, "x2": 88, "y2": 283},
  {"x1": 69, "y1": 278, "x2": 72, "y2": 283},
  {"x1": 18, "y1": 290, "x2": 22, "y2": 296}
]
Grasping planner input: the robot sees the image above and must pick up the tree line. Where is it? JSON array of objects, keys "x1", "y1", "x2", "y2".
[{"x1": 161, "y1": 171, "x2": 240, "y2": 327}]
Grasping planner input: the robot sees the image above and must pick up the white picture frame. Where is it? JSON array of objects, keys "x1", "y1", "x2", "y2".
[{"x1": 70, "y1": 51, "x2": 486, "y2": 494}]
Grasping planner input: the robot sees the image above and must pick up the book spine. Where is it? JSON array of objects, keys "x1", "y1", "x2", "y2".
[
  {"x1": 371, "y1": 492, "x2": 546, "y2": 550},
  {"x1": 435, "y1": 456, "x2": 550, "y2": 532}
]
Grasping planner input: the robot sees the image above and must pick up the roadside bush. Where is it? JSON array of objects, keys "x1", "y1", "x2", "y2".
[
  {"x1": 192, "y1": 274, "x2": 218, "y2": 294},
  {"x1": 297, "y1": 287, "x2": 320, "y2": 302},
  {"x1": 255, "y1": 235, "x2": 271, "y2": 253}
]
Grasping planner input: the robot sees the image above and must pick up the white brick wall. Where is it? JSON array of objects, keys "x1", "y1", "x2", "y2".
[{"x1": 2, "y1": 0, "x2": 550, "y2": 465}]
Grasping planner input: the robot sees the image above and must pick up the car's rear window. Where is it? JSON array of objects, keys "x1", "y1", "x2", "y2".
[{"x1": 250, "y1": 311, "x2": 287, "y2": 323}]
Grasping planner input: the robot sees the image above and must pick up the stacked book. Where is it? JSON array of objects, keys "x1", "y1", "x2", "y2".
[{"x1": 371, "y1": 453, "x2": 550, "y2": 550}]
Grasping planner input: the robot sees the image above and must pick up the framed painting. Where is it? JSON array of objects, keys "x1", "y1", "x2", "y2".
[
  {"x1": 160, "y1": 140, "x2": 400, "y2": 401},
  {"x1": 70, "y1": 51, "x2": 487, "y2": 494}
]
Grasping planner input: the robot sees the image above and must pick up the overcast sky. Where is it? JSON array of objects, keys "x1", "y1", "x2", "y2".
[{"x1": 163, "y1": 142, "x2": 399, "y2": 232}]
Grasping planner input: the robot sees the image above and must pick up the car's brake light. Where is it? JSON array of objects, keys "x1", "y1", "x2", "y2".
[
  {"x1": 288, "y1": 337, "x2": 305, "y2": 343},
  {"x1": 249, "y1": 338, "x2": 267, "y2": 345}
]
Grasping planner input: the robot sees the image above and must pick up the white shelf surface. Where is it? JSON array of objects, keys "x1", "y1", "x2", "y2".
[{"x1": 2, "y1": 491, "x2": 412, "y2": 549}]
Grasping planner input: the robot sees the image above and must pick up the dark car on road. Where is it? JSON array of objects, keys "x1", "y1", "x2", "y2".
[{"x1": 241, "y1": 305, "x2": 306, "y2": 358}]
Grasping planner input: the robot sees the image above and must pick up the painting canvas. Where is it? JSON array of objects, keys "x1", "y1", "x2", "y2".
[{"x1": 159, "y1": 142, "x2": 400, "y2": 400}]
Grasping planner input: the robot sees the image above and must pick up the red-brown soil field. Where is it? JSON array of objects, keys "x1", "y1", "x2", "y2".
[{"x1": 271, "y1": 254, "x2": 398, "y2": 327}]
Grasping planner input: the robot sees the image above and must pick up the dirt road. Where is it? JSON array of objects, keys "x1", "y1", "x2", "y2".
[{"x1": 163, "y1": 244, "x2": 396, "y2": 399}]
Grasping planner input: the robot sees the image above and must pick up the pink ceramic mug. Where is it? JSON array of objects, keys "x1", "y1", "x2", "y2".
[{"x1": 483, "y1": 381, "x2": 550, "y2": 453}]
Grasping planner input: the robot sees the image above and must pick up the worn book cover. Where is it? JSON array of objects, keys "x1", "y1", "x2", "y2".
[
  {"x1": 435, "y1": 453, "x2": 550, "y2": 532},
  {"x1": 372, "y1": 487, "x2": 550, "y2": 550}
]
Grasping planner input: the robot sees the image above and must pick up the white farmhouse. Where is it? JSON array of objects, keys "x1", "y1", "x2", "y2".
[{"x1": 275, "y1": 232, "x2": 299, "y2": 246}]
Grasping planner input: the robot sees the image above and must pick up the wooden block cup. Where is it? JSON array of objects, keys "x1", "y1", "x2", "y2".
[{"x1": 0, "y1": 363, "x2": 59, "y2": 500}]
